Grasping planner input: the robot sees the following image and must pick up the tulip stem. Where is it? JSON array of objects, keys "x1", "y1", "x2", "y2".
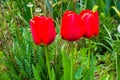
[
  {"x1": 70, "y1": 42, "x2": 74, "y2": 80},
  {"x1": 88, "y1": 39, "x2": 94, "y2": 80},
  {"x1": 71, "y1": 49, "x2": 73, "y2": 80},
  {"x1": 44, "y1": 46, "x2": 51, "y2": 80},
  {"x1": 88, "y1": 39, "x2": 91, "y2": 68}
]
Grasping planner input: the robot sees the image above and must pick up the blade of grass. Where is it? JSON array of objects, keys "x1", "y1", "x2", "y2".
[
  {"x1": 103, "y1": 25, "x2": 112, "y2": 40},
  {"x1": 32, "y1": 64, "x2": 41, "y2": 80},
  {"x1": 116, "y1": 52, "x2": 120, "y2": 80},
  {"x1": 61, "y1": 45, "x2": 71, "y2": 80}
]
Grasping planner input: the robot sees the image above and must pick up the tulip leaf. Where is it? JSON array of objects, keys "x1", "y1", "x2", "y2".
[
  {"x1": 61, "y1": 46, "x2": 71, "y2": 80},
  {"x1": 92, "y1": 5, "x2": 98, "y2": 12},
  {"x1": 51, "y1": 68, "x2": 56, "y2": 80},
  {"x1": 32, "y1": 64, "x2": 41, "y2": 80}
]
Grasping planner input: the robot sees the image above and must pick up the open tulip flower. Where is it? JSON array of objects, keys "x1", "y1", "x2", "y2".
[
  {"x1": 79, "y1": 10, "x2": 99, "y2": 38},
  {"x1": 30, "y1": 16, "x2": 56, "y2": 45},
  {"x1": 61, "y1": 10, "x2": 84, "y2": 41}
]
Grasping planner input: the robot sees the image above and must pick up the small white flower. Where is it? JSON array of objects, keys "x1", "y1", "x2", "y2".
[
  {"x1": 117, "y1": 24, "x2": 120, "y2": 33},
  {"x1": 27, "y1": 2, "x2": 33, "y2": 7},
  {"x1": 36, "y1": 8, "x2": 42, "y2": 13},
  {"x1": 50, "y1": 1, "x2": 52, "y2": 4}
]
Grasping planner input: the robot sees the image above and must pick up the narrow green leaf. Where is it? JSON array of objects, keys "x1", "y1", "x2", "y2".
[
  {"x1": 62, "y1": 48, "x2": 71, "y2": 80},
  {"x1": 103, "y1": 25, "x2": 112, "y2": 40},
  {"x1": 92, "y1": 5, "x2": 99, "y2": 12},
  {"x1": 116, "y1": 53, "x2": 120, "y2": 80},
  {"x1": 46, "y1": 0, "x2": 53, "y2": 16},
  {"x1": 111, "y1": 6, "x2": 120, "y2": 17},
  {"x1": 95, "y1": 42, "x2": 112, "y2": 52},
  {"x1": 32, "y1": 64, "x2": 41, "y2": 80},
  {"x1": 51, "y1": 68, "x2": 56, "y2": 80}
]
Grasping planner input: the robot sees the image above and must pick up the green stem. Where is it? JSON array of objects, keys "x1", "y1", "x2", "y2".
[
  {"x1": 44, "y1": 46, "x2": 51, "y2": 80},
  {"x1": 116, "y1": 52, "x2": 120, "y2": 80},
  {"x1": 70, "y1": 42, "x2": 74, "y2": 80},
  {"x1": 71, "y1": 48, "x2": 73, "y2": 80},
  {"x1": 90, "y1": 52, "x2": 94, "y2": 80},
  {"x1": 30, "y1": 7, "x2": 33, "y2": 18},
  {"x1": 88, "y1": 39, "x2": 91, "y2": 68},
  {"x1": 88, "y1": 39, "x2": 94, "y2": 80}
]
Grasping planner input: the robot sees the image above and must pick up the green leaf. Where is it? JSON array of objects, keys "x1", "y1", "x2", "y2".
[
  {"x1": 111, "y1": 6, "x2": 120, "y2": 17},
  {"x1": 32, "y1": 64, "x2": 41, "y2": 80},
  {"x1": 92, "y1": 5, "x2": 99, "y2": 12},
  {"x1": 84, "y1": 70, "x2": 90, "y2": 80},
  {"x1": 116, "y1": 53, "x2": 120, "y2": 80},
  {"x1": 95, "y1": 42, "x2": 112, "y2": 52},
  {"x1": 74, "y1": 67, "x2": 83, "y2": 80},
  {"x1": 103, "y1": 25, "x2": 112, "y2": 40},
  {"x1": 46, "y1": 0, "x2": 53, "y2": 16},
  {"x1": 51, "y1": 68, "x2": 56, "y2": 80},
  {"x1": 104, "y1": 0, "x2": 111, "y2": 16},
  {"x1": 61, "y1": 47, "x2": 71, "y2": 80}
]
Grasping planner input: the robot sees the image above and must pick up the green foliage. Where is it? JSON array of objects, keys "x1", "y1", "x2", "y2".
[
  {"x1": 61, "y1": 46, "x2": 71, "y2": 80},
  {"x1": 32, "y1": 64, "x2": 41, "y2": 80}
]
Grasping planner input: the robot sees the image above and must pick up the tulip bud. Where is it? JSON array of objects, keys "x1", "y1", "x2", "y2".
[
  {"x1": 30, "y1": 16, "x2": 56, "y2": 45},
  {"x1": 61, "y1": 10, "x2": 84, "y2": 41},
  {"x1": 79, "y1": 10, "x2": 99, "y2": 38}
]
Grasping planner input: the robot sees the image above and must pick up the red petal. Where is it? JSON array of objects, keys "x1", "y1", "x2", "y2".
[
  {"x1": 30, "y1": 19, "x2": 42, "y2": 45},
  {"x1": 80, "y1": 10, "x2": 99, "y2": 38},
  {"x1": 42, "y1": 18, "x2": 56, "y2": 45},
  {"x1": 61, "y1": 11, "x2": 84, "y2": 41},
  {"x1": 94, "y1": 11, "x2": 99, "y2": 36}
]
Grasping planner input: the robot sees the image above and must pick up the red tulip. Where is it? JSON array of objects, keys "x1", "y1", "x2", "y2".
[
  {"x1": 61, "y1": 10, "x2": 84, "y2": 41},
  {"x1": 30, "y1": 16, "x2": 56, "y2": 45},
  {"x1": 79, "y1": 10, "x2": 99, "y2": 38}
]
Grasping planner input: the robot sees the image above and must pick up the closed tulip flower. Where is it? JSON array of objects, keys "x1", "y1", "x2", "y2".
[
  {"x1": 30, "y1": 16, "x2": 56, "y2": 45},
  {"x1": 79, "y1": 10, "x2": 99, "y2": 38},
  {"x1": 61, "y1": 10, "x2": 84, "y2": 41}
]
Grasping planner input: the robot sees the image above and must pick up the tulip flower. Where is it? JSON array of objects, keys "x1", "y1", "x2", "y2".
[
  {"x1": 79, "y1": 10, "x2": 99, "y2": 38},
  {"x1": 30, "y1": 16, "x2": 56, "y2": 45},
  {"x1": 61, "y1": 10, "x2": 84, "y2": 41}
]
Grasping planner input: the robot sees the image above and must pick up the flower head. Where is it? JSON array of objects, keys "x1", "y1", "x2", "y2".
[
  {"x1": 79, "y1": 9, "x2": 99, "y2": 38},
  {"x1": 27, "y1": 2, "x2": 33, "y2": 7},
  {"x1": 30, "y1": 16, "x2": 56, "y2": 45},
  {"x1": 61, "y1": 10, "x2": 84, "y2": 41}
]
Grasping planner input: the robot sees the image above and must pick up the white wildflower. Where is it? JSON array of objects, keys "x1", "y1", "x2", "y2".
[
  {"x1": 50, "y1": 1, "x2": 52, "y2": 4},
  {"x1": 36, "y1": 8, "x2": 42, "y2": 13},
  {"x1": 27, "y1": 2, "x2": 33, "y2": 7},
  {"x1": 117, "y1": 24, "x2": 120, "y2": 33}
]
